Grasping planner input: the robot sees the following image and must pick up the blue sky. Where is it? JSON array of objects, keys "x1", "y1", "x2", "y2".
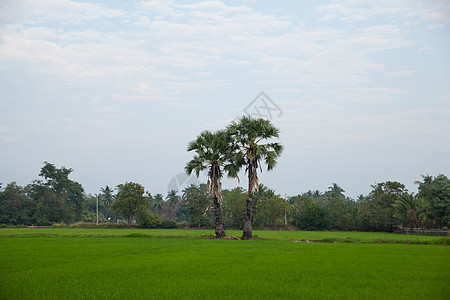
[{"x1": 1, "y1": 0, "x2": 449, "y2": 198}]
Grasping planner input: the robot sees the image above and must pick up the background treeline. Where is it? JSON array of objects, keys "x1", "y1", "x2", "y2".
[{"x1": 1, "y1": 162, "x2": 449, "y2": 231}]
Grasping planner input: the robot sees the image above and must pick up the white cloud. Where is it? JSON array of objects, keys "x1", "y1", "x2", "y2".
[
  {"x1": 0, "y1": 0, "x2": 124, "y2": 25},
  {"x1": 317, "y1": 0, "x2": 450, "y2": 25}
]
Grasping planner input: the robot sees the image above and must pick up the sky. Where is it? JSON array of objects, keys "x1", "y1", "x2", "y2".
[{"x1": 1, "y1": 0, "x2": 449, "y2": 199}]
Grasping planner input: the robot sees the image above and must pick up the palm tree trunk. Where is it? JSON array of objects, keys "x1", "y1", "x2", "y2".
[
  {"x1": 243, "y1": 165, "x2": 255, "y2": 240},
  {"x1": 213, "y1": 196, "x2": 226, "y2": 239},
  {"x1": 242, "y1": 192, "x2": 253, "y2": 239}
]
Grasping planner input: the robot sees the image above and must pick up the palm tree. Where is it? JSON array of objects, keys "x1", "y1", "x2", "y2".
[
  {"x1": 101, "y1": 185, "x2": 114, "y2": 220},
  {"x1": 228, "y1": 116, "x2": 283, "y2": 239},
  {"x1": 392, "y1": 193, "x2": 419, "y2": 230},
  {"x1": 166, "y1": 190, "x2": 181, "y2": 220},
  {"x1": 185, "y1": 129, "x2": 239, "y2": 238},
  {"x1": 153, "y1": 193, "x2": 165, "y2": 215},
  {"x1": 327, "y1": 183, "x2": 345, "y2": 199}
]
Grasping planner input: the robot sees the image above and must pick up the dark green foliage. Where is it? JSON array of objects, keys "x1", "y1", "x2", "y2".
[
  {"x1": 417, "y1": 174, "x2": 450, "y2": 227},
  {"x1": 182, "y1": 184, "x2": 212, "y2": 228},
  {"x1": 255, "y1": 196, "x2": 288, "y2": 228},
  {"x1": 360, "y1": 181, "x2": 407, "y2": 232},
  {"x1": 290, "y1": 197, "x2": 327, "y2": 230},
  {"x1": 38, "y1": 162, "x2": 85, "y2": 222},
  {"x1": 160, "y1": 219, "x2": 177, "y2": 229},
  {"x1": 175, "y1": 204, "x2": 189, "y2": 223},
  {"x1": 222, "y1": 187, "x2": 247, "y2": 228},
  {"x1": 0, "y1": 182, "x2": 36, "y2": 225},
  {"x1": 138, "y1": 210, "x2": 162, "y2": 228},
  {"x1": 112, "y1": 182, "x2": 148, "y2": 227}
]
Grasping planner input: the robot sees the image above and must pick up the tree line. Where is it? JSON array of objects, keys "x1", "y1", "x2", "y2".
[
  {"x1": 0, "y1": 163, "x2": 448, "y2": 233},
  {"x1": 1, "y1": 116, "x2": 448, "y2": 238}
]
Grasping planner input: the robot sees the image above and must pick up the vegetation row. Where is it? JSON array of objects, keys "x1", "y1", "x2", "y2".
[{"x1": 1, "y1": 117, "x2": 448, "y2": 239}]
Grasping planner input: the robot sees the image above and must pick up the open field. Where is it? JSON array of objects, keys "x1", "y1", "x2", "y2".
[
  {"x1": 0, "y1": 228, "x2": 448, "y2": 244},
  {"x1": 1, "y1": 229, "x2": 449, "y2": 299}
]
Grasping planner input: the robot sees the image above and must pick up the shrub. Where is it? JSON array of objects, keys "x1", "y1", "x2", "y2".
[
  {"x1": 159, "y1": 219, "x2": 177, "y2": 229},
  {"x1": 51, "y1": 222, "x2": 67, "y2": 228},
  {"x1": 69, "y1": 222, "x2": 97, "y2": 229},
  {"x1": 138, "y1": 210, "x2": 162, "y2": 228}
]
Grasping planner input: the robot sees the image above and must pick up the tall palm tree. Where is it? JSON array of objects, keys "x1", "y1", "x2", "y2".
[
  {"x1": 101, "y1": 185, "x2": 114, "y2": 220},
  {"x1": 228, "y1": 116, "x2": 283, "y2": 239},
  {"x1": 166, "y1": 190, "x2": 181, "y2": 220},
  {"x1": 153, "y1": 193, "x2": 165, "y2": 215},
  {"x1": 185, "y1": 129, "x2": 239, "y2": 239}
]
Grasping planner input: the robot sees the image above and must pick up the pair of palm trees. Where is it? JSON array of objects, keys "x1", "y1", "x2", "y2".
[{"x1": 185, "y1": 116, "x2": 283, "y2": 239}]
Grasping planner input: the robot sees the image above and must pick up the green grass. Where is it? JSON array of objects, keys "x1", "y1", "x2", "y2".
[
  {"x1": 0, "y1": 229, "x2": 449, "y2": 299},
  {"x1": 0, "y1": 228, "x2": 448, "y2": 244}
]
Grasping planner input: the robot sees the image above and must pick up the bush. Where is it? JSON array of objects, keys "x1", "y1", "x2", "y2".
[
  {"x1": 0, "y1": 224, "x2": 8, "y2": 228},
  {"x1": 159, "y1": 219, "x2": 177, "y2": 229},
  {"x1": 51, "y1": 222, "x2": 67, "y2": 228},
  {"x1": 69, "y1": 222, "x2": 97, "y2": 229},
  {"x1": 138, "y1": 210, "x2": 162, "y2": 228},
  {"x1": 291, "y1": 201, "x2": 327, "y2": 230}
]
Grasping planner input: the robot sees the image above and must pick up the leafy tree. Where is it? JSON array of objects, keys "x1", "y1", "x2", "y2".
[
  {"x1": 0, "y1": 182, "x2": 36, "y2": 225},
  {"x1": 138, "y1": 209, "x2": 162, "y2": 228},
  {"x1": 290, "y1": 196, "x2": 327, "y2": 230},
  {"x1": 257, "y1": 196, "x2": 289, "y2": 228},
  {"x1": 186, "y1": 130, "x2": 239, "y2": 238},
  {"x1": 416, "y1": 174, "x2": 450, "y2": 228},
  {"x1": 182, "y1": 184, "x2": 212, "y2": 228},
  {"x1": 112, "y1": 182, "x2": 147, "y2": 227},
  {"x1": 222, "y1": 187, "x2": 247, "y2": 229},
  {"x1": 360, "y1": 181, "x2": 407, "y2": 232},
  {"x1": 323, "y1": 184, "x2": 358, "y2": 230},
  {"x1": 36, "y1": 162, "x2": 85, "y2": 223},
  {"x1": 228, "y1": 116, "x2": 283, "y2": 239}
]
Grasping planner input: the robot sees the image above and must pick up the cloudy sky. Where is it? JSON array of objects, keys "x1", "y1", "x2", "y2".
[{"x1": 1, "y1": 0, "x2": 449, "y2": 198}]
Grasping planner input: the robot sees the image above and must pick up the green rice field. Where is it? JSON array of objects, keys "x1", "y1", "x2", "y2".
[{"x1": 1, "y1": 228, "x2": 449, "y2": 299}]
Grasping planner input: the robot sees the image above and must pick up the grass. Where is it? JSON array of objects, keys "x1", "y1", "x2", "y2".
[
  {"x1": 1, "y1": 234, "x2": 449, "y2": 299},
  {"x1": 0, "y1": 228, "x2": 448, "y2": 244}
]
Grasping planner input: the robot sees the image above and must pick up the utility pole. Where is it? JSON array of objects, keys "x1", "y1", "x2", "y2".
[
  {"x1": 96, "y1": 194, "x2": 99, "y2": 227},
  {"x1": 284, "y1": 193, "x2": 287, "y2": 226}
]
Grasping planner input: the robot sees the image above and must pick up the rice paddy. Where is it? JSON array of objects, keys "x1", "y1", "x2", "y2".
[{"x1": 1, "y1": 228, "x2": 449, "y2": 299}]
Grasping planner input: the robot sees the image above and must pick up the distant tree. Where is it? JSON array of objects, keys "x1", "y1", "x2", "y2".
[
  {"x1": 222, "y1": 187, "x2": 247, "y2": 229},
  {"x1": 186, "y1": 130, "x2": 240, "y2": 238},
  {"x1": 152, "y1": 193, "x2": 165, "y2": 215},
  {"x1": 0, "y1": 182, "x2": 36, "y2": 225},
  {"x1": 416, "y1": 174, "x2": 450, "y2": 228},
  {"x1": 360, "y1": 181, "x2": 407, "y2": 232},
  {"x1": 101, "y1": 186, "x2": 114, "y2": 220},
  {"x1": 257, "y1": 196, "x2": 289, "y2": 228},
  {"x1": 166, "y1": 190, "x2": 181, "y2": 221},
  {"x1": 112, "y1": 182, "x2": 147, "y2": 227},
  {"x1": 138, "y1": 209, "x2": 162, "y2": 228},
  {"x1": 182, "y1": 184, "x2": 212, "y2": 228},
  {"x1": 38, "y1": 162, "x2": 85, "y2": 222},
  {"x1": 228, "y1": 116, "x2": 283, "y2": 239},
  {"x1": 326, "y1": 183, "x2": 345, "y2": 199},
  {"x1": 290, "y1": 197, "x2": 327, "y2": 230},
  {"x1": 392, "y1": 193, "x2": 419, "y2": 230}
]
